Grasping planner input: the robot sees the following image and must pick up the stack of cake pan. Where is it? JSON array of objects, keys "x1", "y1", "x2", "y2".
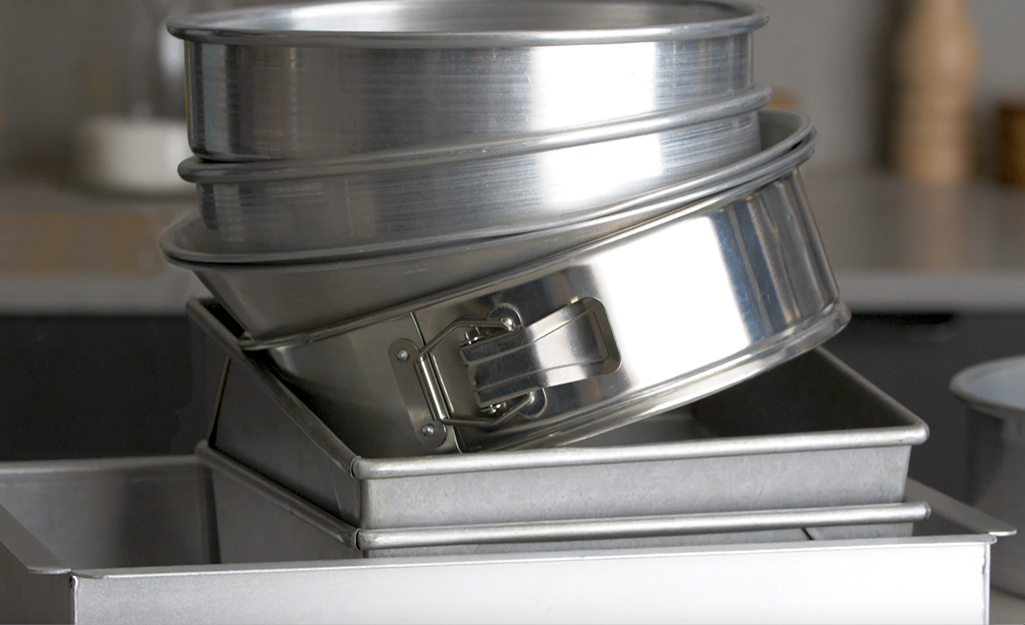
[
  {"x1": 168, "y1": 0, "x2": 771, "y2": 256},
  {"x1": 163, "y1": 0, "x2": 850, "y2": 457}
]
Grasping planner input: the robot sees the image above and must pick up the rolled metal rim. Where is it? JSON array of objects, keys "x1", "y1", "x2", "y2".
[
  {"x1": 178, "y1": 87, "x2": 770, "y2": 184},
  {"x1": 184, "y1": 109, "x2": 765, "y2": 257},
  {"x1": 951, "y1": 355, "x2": 1025, "y2": 419},
  {"x1": 164, "y1": 108, "x2": 812, "y2": 265},
  {"x1": 178, "y1": 1, "x2": 763, "y2": 163},
  {"x1": 179, "y1": 90, "x2": 769, "y2": 257},
  {"x1": 168, "y1": 0, "x2": 768, "y2": 49}
]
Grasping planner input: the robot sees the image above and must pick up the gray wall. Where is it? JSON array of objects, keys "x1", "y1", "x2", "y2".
[{"x1": 0, "y1": 0, "x2": 1023, "y2": 175}]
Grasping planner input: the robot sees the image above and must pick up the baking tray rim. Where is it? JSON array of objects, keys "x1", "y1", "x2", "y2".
[
  {"x1": 197, "y1": 442, "x2": 931, "y2": 552},
  {"x1": 0, "y1": 454, "x2": 1005, "y2": 580}
]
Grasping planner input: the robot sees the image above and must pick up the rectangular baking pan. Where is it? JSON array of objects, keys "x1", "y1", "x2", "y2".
[
  {"x1": 188, "y1": 299, "x2": 929, "y2": 530},
  {"x1": 0, "y1": 453, "x2": 1009, "y2": 623},
  {"x1": 196, "y1": 443, "x2": 928, "y2": 559}
]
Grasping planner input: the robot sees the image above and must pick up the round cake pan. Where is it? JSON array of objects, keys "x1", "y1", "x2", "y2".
[
  {"x1": 951, "y1": 357, "x2": 1025, "y2": 597},
  {"x1": 164, "y1": 110, "x2": 815, "y2": 340},
  {"x1": 169, "y1": 0, "x2": 767, "y2": 161},
  {"x1": 180, "y1": 89, "x2": 767, "y2": 256},
  {"x1": 239, "y1": 164, "x2": 847, "y2": 458}
]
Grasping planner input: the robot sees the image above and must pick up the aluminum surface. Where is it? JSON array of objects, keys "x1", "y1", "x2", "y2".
[
  {"x1": 0, "y1": 456, "x2": 217, "y2": 571},
  {"x1": 179, "y1": 93, "x2": 766, "y2": 255},
  {"x1": 165, "y1": 108, "x2": 811, "y2": 266},
  {"x1": 25, "y1": 539, "x2": 1004, "y2": 624},
  {"x1": 0, "y1": 457, "x2": 1002, "y2": 624},
  {"x1": 198, "y1": 442, "x2": 927, "y2": 558},
  {"x1": 190, "y1": 300, "x2": 927, "y2": 531},
  {"x1": 246, "y1": 163, "x2": 846, "y2": 454},
  {"x1": 951, "y1": 355, "x2": 1025, "y2": 597},
  {"x1": 165, "y1": 113, "x2": 817, "y2": 344},
  {"x1": 169, "y1": 0, "x2": 766, "y2": 161}
]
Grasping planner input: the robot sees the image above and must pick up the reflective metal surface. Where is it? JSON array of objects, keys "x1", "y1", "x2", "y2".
[
  {"x1": 169, "y1": 0, "x2": 767, "y2": 161},
  {"x1": 0, "y1": 456, "x2": 217, "y2": 571},
  {"x1": 164, "y1": 110, "x2": 814, "y2": 339},
  {"x1": 951, "y1": 356, "x2": 1025, "y2": 597},
  {"x1": 191, "y1": 299, "x2": 926, "y2": 528},
  {"x1": 167, "y1": 107, "x2": 805, "y2": 264},
  {"x1": 198, "y1": 442, "x2": 928, "y2": 558},
  {"x1": 231, "y1": 162, "x2": 847, "y2": 455},
  {"x1": 0, "y1": 456, "x2": 1001, "y2": 623},
  {"x1": 180, "y1": 92, "x2": 766, "y2": 254}
]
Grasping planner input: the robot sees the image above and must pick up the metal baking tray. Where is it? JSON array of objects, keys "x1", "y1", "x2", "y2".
[
  {"x1": 0, "y1": 453, "x2": 1010, "y2": 623},
  {"x1": 197, "y1": 442, "x2": 928, "y2": 558},
  {"x1": 187, "y1": 298, "x2": 929, "y2": 530}
]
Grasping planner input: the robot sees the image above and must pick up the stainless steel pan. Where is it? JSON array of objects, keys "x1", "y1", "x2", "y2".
[
  {"x1": 240, "y1": 164, "x2": 846, "y2": 457},
  {"x1": 179, "y1": 90, "x2": 767, "y2": 255},
  {"x1": 163, "y1": 110, "x2": 814, "y2": 339},
  {"x1": 169, "y1": 0, "x2": 767, "y2": 162}
]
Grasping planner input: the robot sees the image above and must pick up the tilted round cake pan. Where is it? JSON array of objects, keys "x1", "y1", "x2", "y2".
[
  {"x1": 164, "y1": 110, "x2": 815, "y2": 340},
  {"x1": 169, "y1": 0, "x2": 767, "y2": 162},
  {"x1": 179, "y1": 89, "x2": 768, "y2": 255},
  {"x1": 239, "y1": 163, "x2": 848, "y2": 458}
]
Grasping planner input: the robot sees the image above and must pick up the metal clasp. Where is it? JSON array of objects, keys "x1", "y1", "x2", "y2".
[
  {"x1": 415, "y1": 316, "x2": 526, "y2": 430},
  {"x1": 393, "y1": 299, "x2": 620, "y2": 447}
]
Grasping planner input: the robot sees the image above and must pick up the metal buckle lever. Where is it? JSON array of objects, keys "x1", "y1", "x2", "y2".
[
  {"x1": 413, "y1": 318, "x2": 514, "y2": 430},
  {"x1": 461, "y1": 298, "x2": 620, "y2": 406},
  {"x1": 395, "y1": 298, "x2": 619, "y2": 446}
]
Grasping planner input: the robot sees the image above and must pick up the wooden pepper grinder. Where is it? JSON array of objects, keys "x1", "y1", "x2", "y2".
[{"x1": 893, "y1": 0, "x2": 979, "y2": 185}]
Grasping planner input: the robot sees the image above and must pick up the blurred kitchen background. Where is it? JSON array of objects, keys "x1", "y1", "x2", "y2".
[{"x1": 1, "y1": 0, "x2": 1024, "y2": 503}]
